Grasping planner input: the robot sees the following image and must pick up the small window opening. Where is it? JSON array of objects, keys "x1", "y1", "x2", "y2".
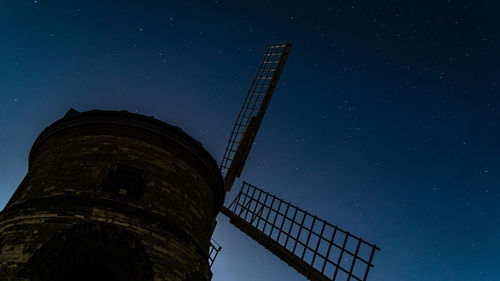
[{"x1": 102, "y1": 164, "x2": 145, "y2": 200}]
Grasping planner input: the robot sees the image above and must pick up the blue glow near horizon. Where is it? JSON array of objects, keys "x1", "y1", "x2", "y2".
[{"x1": 0, "y1": 1, "x2": 498, "y2": 281}]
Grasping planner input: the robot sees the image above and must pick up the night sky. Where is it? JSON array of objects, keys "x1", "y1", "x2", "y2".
[{"x1": 1, "y1": 1, "x2": 499, "y2": 281}]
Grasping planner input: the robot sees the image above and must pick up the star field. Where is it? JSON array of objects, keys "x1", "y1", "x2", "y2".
[{"x1": 0, "y1": 1, "x2": 499, "y2": 281}]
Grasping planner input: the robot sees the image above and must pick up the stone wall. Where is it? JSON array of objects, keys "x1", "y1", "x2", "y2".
[{"x1": 0, "y1": 110, "x2": 224, "y2": 281}]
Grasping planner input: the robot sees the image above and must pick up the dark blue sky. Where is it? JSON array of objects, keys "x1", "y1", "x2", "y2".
[{"x1": 1, "y1": 1, "x2": 499, "y2": 280}]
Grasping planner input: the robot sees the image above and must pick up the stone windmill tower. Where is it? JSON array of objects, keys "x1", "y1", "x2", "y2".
[{"x1": 0, "y1": 43, "x2": 379, "y2": 281}]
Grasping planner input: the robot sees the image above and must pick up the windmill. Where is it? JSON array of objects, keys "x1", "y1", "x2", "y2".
[
  {"x1": 210, "y1": 43, "x2": 380, "y2": 281},
  {"x1": 0, "y1": 43, "x2": 379, "y2": 281}
]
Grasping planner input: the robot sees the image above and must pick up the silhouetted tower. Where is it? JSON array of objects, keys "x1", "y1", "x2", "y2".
[
  {"x1": 0, "y1": 43, "x2": 379, "y2": 281},
  {"x1": 0, "y1": 110, "x2": 224, "y2": 281}
]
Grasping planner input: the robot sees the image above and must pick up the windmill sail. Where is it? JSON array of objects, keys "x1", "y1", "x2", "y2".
[
  {"x1": 208, "y1": 239, "x2": 222, "y2": 267},
  {"x1": 220, "y1": 182, "x2": 380, "y2": 281},
  {"x1": 220, "y1": 43, "x2": 293, "y2": 192}
]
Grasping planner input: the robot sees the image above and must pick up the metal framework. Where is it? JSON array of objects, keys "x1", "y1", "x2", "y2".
[
  {"x1": 220, "y1": 43, "x2": 293, "y2": 192},
  {"x1": 208, "y1": 239, "x2": 222, "y2": 267},
  {"x1": 221, "y1": 182, "x2": 380, "y2": 281}
]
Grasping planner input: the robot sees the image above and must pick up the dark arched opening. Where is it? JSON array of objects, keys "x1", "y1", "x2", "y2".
[
  {"x1": 56, "y1": 263, "x2": 119, "y2": 281},
  {"x1": 18, "y1": 223, "x2": 153, "y2": 281}
]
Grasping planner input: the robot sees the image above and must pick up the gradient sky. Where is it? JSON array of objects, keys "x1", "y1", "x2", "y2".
[{"x1": 1, "y1": 1, "x2": 499, "y2": 281}]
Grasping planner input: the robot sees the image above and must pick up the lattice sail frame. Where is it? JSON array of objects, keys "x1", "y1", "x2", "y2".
[
  {"x1": 221, "y1": 182, "x2": 380, "y2": 281},
  {"x1": 220, "y1": 43, "x2": 293, "y2": 191},
  {"x1": 208, "y1": 239, "x2": 222, "y2": 267}
]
